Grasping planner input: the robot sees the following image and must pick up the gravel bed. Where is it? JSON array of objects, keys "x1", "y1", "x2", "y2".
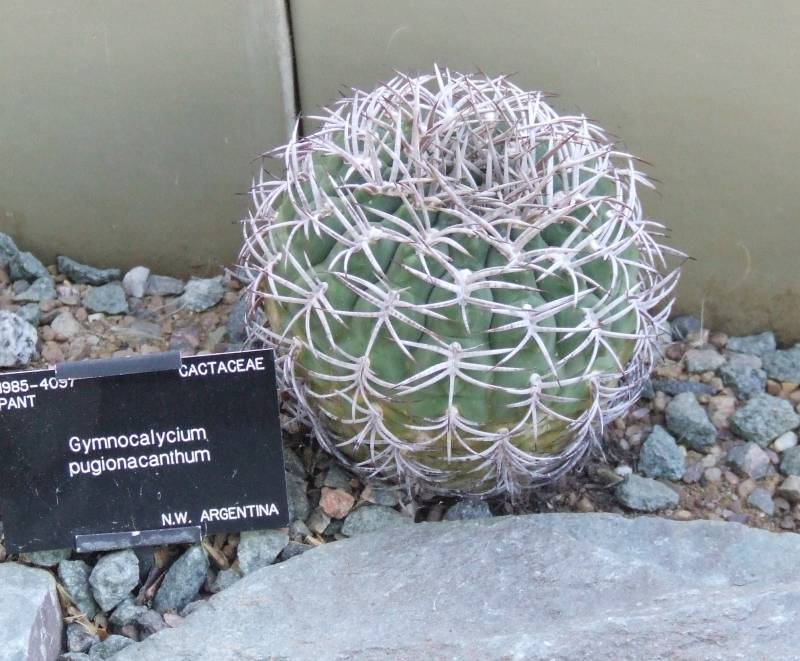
[{"x1": 2, "y1": 236, "x2": 800, "y2": 657}]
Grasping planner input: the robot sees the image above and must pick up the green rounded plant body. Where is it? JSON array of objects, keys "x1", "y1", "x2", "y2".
[{"x1": 241, "y1": 69, "x2": 682, "y2": 496}]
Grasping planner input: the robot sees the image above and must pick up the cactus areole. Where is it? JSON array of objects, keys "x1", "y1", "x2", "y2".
[{"x1": 240, "y1": 69, "x2": 683, "y2": 496}]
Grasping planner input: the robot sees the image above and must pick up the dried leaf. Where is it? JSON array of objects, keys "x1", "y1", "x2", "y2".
[{"x1": 202, "y1": 539, "x2": 229, "y2": 570}]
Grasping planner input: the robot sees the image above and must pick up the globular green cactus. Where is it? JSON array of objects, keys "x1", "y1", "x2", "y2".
[{"x1": 240, "y1": 68, "x2": 682, "y2": 496}]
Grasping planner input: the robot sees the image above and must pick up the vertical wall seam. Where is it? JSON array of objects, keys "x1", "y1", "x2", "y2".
[
  {"x1": 273, "y1": 0, "x2": 298, "y2": 140},
  {"x1": 283, "y1": 0, "x2": 304, "y2": 137}
]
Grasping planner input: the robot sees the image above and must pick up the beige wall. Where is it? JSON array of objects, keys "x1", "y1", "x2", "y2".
[
  {"x1": 0, "y1": 0, "x2": 295, "y2": 276},
  {"x1": 3, "y1": 1, "x2": 799, "y2": 339},
  {"x1": 290, "y1": 0, "x2": 800, "y2": 341}
]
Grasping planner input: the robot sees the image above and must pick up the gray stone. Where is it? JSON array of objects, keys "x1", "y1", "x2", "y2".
[
  {"x1": 66, "y1": 623, "x2": 98, "y2": 653},
  {"x1": 180, "y1": 600, "x2": 209, "y2": 618},
  {"x1": 670, "y1": 314, "x2": 701, "y2": 340},
  {"x1": 135, "y1": 609, "x2": 167, "y2": 636},
  {"x1": 285, "y1": 472, "x2": 311, "y2": 522},
  {"x1": 13, "y1": 276, "x2": 56, "y2": 302},
  {"x1": 307, "y1": 508, "x2": 331, "y2": 535},
  {"x1": 10, "y1": 251, "x2": 50, "y2": 281},
  {"x1": 650, "y1": 378, "x2": 715, "y2": 397},
  {"x1": 681, "y1": 461, "x2": 705, "y2": 484},
  {"x1": 16, "y1": 302, "x2": 42, "y2": 326},
  {"x1": 278, "y1": 542, "x2": 312, "y2": 562},
  {"x1": 728, "y1": 351, "x2": 763, "y2": 369},
  {"x1": 282, "y1": 448, "x2": 306, "y2": 478},
  {"x1": 444, "y1": 499, "x2": 493, "y2": 521},
  {"x1": 341, "y1": 505, "x2": 412, "y2": 536},
  {"x1": 665, "y1": 392, "x2": 717, "y2": 450},
  {"x1": 718, "y1": 362, "x2": 767, "y2": 399},
  {"x1": 762, "y1": 345, "x2": 800, "y2": 384},
  {"x1": 145, "y1": 274, "x2": 184, "y2": 296},
  {"x1": 323, "y1": 464, "x2": 354, "y2": 491},
  {"x1": 362, "y1": 485, "x2": 402, "y2": 507},
  {"x1": 727, "y1": 332, "x2": 777, "y2": 356},
  {"x1": 109, "y1": 598, "x2": 148, "y2": 627},
  {"x1": 122, "y1": 266, "x2": 151, "y2": 298},
  {"x1": 57, "y1": 256, "x2": 121, "y2": 286},
  {"x1": 209, "y1": 568, "x2": 242, "y2": 593},
  {"x1": 119, "y1": 319, "x2": 161, "y2": 341},
  {"x1": 19, "y1": 548, "x2": 71, "y2": 568},
  {"x1": 112, "y1": 513, "x2": 800, "y2": 661},
  {"x1": 237, "y1": 530, "x2": 289, "y2": 575},
  {"x1": 84, "y1": 282, "x2": 129, "y2": 315},
  {"x1": 0, "y1": 563, "x2": 62, "y2": 661},
  {"x1": 780, "y1": 447, "x2": 800, "y2": 476},
  {"x1": 12, "y1": 279, "x2": 30, "y2": 294},
  {"x1": 153, "y1": 545, "x2": 209, "y2": 614},
  {"x1": 0, "y1": 231, "x2": 19, "y2": 265},
  {"x1": 178, "y1": 277, "x2": 225, "y2": 312},
  {"x1": 0, "y1": 311, "x2": 38, "y2": 366},
  {"x1": 772, "y1": 431, "x2": 798, "y2": 452},
  {"x1": 777, "y1": 475, "x2": 800, "y2": 503},
  {"x1": 727, "y1": 442, "x2": 771, "y2": 479},
  {"x1": 637, "y1": 425, "x2": 686, "y2": 480},
  {"x1": 730, "y1": 394, "x2": 800, "y2": 446},
  {"x1": 639, "y1": 378, "x2": 655, "y2": 400},
  {"x1": 226, "y1": 295, "x2": 248, "y2": 344},
  {"x1": 51, "y1": 310, "x2": 82, "y2": 340},
  {"x1": 59, "y1": 654, "x2": 91, "y2": 661},
  {"x1": 89, "y1": 549, "x2": 140, "y2": 612},
  {"x1": 87, "y1": 635, "x2": 134, "y2": 659},
  {"x1": 614, "y1": 474, "x2": 680, "y2": 511},
  {"x1": 747, "y1": 488, "x2": 775, "y2": 516},
  {"x1": 683, "y1": 348, "x2": 725, "y2": 373},
  {"x1": 58, "y1": 560, "x2": 99, "y2": 620}
]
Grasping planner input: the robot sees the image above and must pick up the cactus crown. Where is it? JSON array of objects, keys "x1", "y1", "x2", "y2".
[{"x1": 240, "y1": 67, "x2": 683, "y2": 496}]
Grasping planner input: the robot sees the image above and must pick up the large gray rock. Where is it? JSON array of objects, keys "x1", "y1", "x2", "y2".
[
  {"x1": 730, "y1": 393, "x2": 800, "y2": 446},
  {"x1": 665, "y1": 392, "x2": 717, "y2": 450},
  {"x1": 0, "y1": 563, "x2": 62, "y2": 661},
  {"x1": 57, "y1": 255, "x2": 121, "y2": 285},
  {"x1": 0, "y1": 310, "x2": 38, "y2": 367},
  {"x1": 112, "y1": 513, "x2": 800, "y2": 661}
]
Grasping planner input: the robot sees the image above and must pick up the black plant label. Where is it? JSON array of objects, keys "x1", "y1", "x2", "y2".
[{"x1": 0, "y1": 349, "x2": 288, "y2": 553}]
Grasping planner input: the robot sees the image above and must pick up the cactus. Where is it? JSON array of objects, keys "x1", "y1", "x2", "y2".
[{"x1": 240, "y1": 68, "x2": 683, "y2": 496}]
